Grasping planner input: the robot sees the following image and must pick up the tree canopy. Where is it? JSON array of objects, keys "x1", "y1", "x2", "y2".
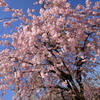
[{"x1": 0, "y1": 0, "x2": 100, "y2": 100}]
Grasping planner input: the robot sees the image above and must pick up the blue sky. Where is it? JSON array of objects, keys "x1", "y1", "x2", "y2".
[{"x1": 0, "y1": 0, "x2": 99, "y2": 100}]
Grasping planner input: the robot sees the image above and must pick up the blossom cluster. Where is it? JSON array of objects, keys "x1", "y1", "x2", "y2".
[{"x1": 0, "y1": 0, "x2": 100, "y2": 99}]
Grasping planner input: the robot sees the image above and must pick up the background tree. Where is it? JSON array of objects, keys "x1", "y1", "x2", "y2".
[{"x1": 0, "y1": 0, "x2": 100, "y2": 100}]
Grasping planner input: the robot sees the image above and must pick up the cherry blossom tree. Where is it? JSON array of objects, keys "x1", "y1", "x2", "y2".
[{"x1": 0, "y1": 0, "x2": 100, "y2": 100}]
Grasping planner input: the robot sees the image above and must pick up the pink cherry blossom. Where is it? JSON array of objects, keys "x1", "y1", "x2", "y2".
[
  {"x1": 0, "y1": 0, "x2": 99, "y2": 100},
  {"x1": 3, "y1": 21, "x2": 12, "y2": 27},
  {"x1": 76, "y1": 4, "x2": 84, "y2": 10},
  {"x1": 0, "y1": 0, "x2": 8, "y2": 7}
]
